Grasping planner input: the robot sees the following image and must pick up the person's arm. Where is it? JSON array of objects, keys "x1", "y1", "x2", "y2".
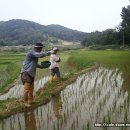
[
  {"x1": 37, "y1": 63, "x2": 43, "y2": 69},
  {"x1": 31, "y1": 50, "x2": 50, "y2": 58}
]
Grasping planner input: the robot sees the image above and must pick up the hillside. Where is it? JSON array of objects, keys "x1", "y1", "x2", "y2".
[
  {"x1": 45, "y1": 24, "x2": 87, "y2": 41},
  {"x1": 0, "y1": 19, "x2": 87, "y2": 46}
]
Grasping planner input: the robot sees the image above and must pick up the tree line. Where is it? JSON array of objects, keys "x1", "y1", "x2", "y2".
[{"x1": 81, "y1": 5, "x2": 130, "y2": 47}]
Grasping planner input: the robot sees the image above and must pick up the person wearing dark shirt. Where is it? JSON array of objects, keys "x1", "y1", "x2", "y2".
[{"x1": 21, "y1": 43, "x2": 50, "y2": 107}]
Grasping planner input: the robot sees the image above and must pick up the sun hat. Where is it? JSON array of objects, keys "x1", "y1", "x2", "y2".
[
  {"x1": 50, "y1": 50, "x2": 55, "y2": 54},
  {"x1": 52, "y1": 47, "x2": 59, "y2": 51},
  {"x1": 34, "y1": 43, "x2": 45, "y2": 48}
]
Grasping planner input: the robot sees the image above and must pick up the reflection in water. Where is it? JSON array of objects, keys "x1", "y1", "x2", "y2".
[
  {"x1": 0, "y1": 76, "x2": 49, "y2": 100},
  {"x1": 52, "y1": 93, "x2": 63, "y2": 118},
  {"x1": 0, "y1": 67, "x2": 130, "y2": 130},
  {"x1": 24, "y1": 109, "x2": 36, "y2": 130}
]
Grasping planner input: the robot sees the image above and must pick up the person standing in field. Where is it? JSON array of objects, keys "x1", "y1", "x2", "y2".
[
  {"x1": 21, "y1": 43, "x2": 50, "y2": 107},
  {"x1": 49, "y1": 47, "x2": 61, "y2": 82}
]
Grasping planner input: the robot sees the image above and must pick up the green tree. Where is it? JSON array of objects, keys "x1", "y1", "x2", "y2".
[
  {"x1": 81, "y1": 29, "x2": 119, "y2": 46},
  {"x1": 121, "y1": 6, "x2": 130, "y2": 28},
  {"x1": 120, "y1": 5, "x2": 130, "y2": 45},
  {"x1": 101, "y1": 29, "x2": 118, "y2": 45},
  {"x1": 0, "y1": 39, "x2": 6, "y2": 46}
]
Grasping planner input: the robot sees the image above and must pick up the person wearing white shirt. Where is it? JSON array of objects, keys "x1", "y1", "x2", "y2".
[{"x1": 49, "y1": 47, "x2": 61, "y2": 82}]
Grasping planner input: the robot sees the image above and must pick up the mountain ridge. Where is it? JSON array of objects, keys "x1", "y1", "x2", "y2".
[{"x1": 0, "y1": 19, "x2": 87, "y2": 46}]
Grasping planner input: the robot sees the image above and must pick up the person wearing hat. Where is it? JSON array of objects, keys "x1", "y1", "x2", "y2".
[
  {"x1": 49, "y1": 47, "x2": 61, "y2": 82},
  {"x1": 21, "y1": 43, "x2": 50, "y2": 107}
]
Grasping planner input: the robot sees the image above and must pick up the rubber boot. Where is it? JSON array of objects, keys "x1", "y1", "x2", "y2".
[
  {"x1": 28, "y1": 82, "x2": 34, "y2": 104},
  {"x1": 49, "y1": 75, "x2": 54, "y2": 83},
  {"x1": 57, "y1": 77, "x2": 61, "y2": 81},
  {"x1": 55, "y1": 76, "x2": 61, "y2": 81},
  {"x1": 23, "y1": 82, "x2": 32, "y2": 107}
]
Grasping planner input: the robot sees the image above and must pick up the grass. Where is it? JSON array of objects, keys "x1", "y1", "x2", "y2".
[
  {"x1": 67, "y1": 51, "x2": 94, "y2": 71},
  {"x1": 67, "y1": 50, "x2": 130, "y2": 72},
  {"x1": 88, "y1": 44, "x2": 122, "y2": 50},
  {"x1": 1, "y1": 49, "x2": 130, "y2": 83},
  {"x1": 0, "y1": 63, "x2": 19, "y2": 91},
  {"x1": 0, "y1": 54, "x2": 25, "y2": 93},
  {"x1": 67, "y1": 50, "x2": 130, "y2": 94},
  {"x1": 1, "y1": 50, "x2": 130, "y2": 93}
]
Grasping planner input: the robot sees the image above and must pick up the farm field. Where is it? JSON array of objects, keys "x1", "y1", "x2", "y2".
[
  {"x1": 0, "y1": 50, "x2": 130, "y2": 130},
  {"x1": 0, "y1": 50, "x2": 130, "y2": 94},
  {"x1": 0, "y1": 54, "x2": 25, "y2": 92}
]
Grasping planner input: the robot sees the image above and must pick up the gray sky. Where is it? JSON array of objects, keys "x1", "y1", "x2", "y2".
[{"x1": 0, "y1": 0, "x2": 129, "y2": 32}]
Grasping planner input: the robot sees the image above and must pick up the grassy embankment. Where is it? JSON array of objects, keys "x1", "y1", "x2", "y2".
[
  {"x1": 68, "y1": 50, "x2": 130, "y2": 72},
  {"x1": 0, "y1": 54, "x2": 25, "y2": 93},
  {"x1": 0, "y1": 50, "x2": 130, "y2": 119}
]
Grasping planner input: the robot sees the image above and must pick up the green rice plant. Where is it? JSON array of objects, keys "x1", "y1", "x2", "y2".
[
  {"x1": 67, "y1": 51, "x2": 94, "y2": 71},
  {"x1": 67, "y1": 50, "x2": 130, "y2": 72},
  {"x1": 89, "y1": 44, "x2": 121, "y2": 50},
  {"x1": 0, "y1": 54, "x2": 24, "y2": 92},
  {"x1": 0, "y1": 62, "x2": 20, "y2": 92}
]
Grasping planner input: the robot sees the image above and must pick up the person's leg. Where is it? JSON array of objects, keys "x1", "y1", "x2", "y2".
[
  {"x1": 55, "y1": 67, "x2": 61, "y2": 80},
  {"x1": 24, "y1": 82, "x2": 31, "y2": 107},
  {"x1": 21, "y1": 72, "x2": 34, "y2": 107},
  {"x1": 28, "y1": 82, "x2": 34, "y2": 104},
  {"x1": 49, "y1": 69, "x2": 55, "y2": 82}
]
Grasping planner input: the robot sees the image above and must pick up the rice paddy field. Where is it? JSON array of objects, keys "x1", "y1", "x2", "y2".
[
  {"x1": 0, "y1": 50, "x2": 130, "y2": 97},
  {"x1": 0, "y1": 54, "x2": 25, "y2": 92},
  {"x1": 0, "y1": 49, "x2": 130, "y2": 130}
]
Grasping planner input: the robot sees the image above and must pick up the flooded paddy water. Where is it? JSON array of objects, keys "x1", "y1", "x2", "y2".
[
  {"x1": 0, "y1": 76, "x2": 49, "y2": 100},
  {"x1": 0, "y1": 66, "x2": 130, "y2": 130}
]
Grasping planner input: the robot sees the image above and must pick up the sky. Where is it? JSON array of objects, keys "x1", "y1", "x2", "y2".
[{"x1": 0, "y1": 0, "x2": 129, "y2": 32}]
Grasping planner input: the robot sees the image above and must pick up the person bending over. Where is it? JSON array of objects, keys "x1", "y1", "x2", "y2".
[{"x1": 21, "y1": 43, "x2": 50, "y2": 107}]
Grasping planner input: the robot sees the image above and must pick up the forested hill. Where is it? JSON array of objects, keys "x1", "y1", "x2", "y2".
[
  {"x1": 0, "y1": 19, "x2": 87, "y2": 46},
  {"x1": 45, "y1": 24, "x2": 87, "y2": 41}
]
